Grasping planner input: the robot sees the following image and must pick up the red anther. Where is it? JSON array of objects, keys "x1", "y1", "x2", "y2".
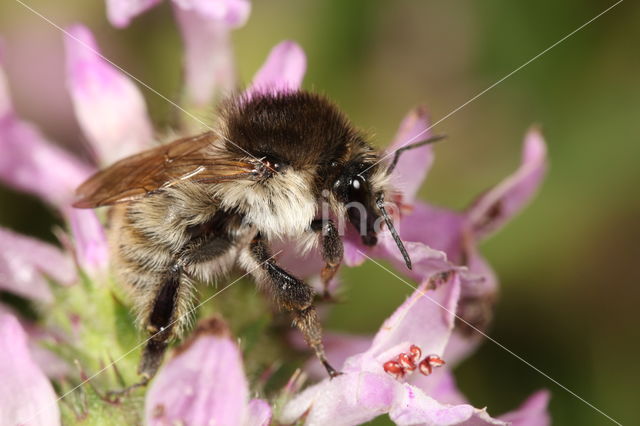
[
  {"x1": 409, "y1": 345, "x2": 422, "y2": 362},
  {"x1": 418, "y1": 355, "x2": 446, "y2": 376},
  {"x1": 426, "y1": 355, "x2": 445, "y2": 368},
  {"x1": 398, "y1": 353, "x2": 416, "y2": 371},
  {"x1": 418, "y1": 359, "x2": 433, "y2": 376},
  {"x1": 383, "y1": 360, "x2": 405, "y2": 379}
]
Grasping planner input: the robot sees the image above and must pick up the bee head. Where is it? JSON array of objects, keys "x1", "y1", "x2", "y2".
[{"x1": 331, "y1": 156, "x2": 413, "y2": 270}]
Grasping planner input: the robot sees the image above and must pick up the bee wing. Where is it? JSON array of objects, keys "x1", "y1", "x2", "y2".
[{"x1": 74, "y1": 132, "x2": 255, "y2": 208}]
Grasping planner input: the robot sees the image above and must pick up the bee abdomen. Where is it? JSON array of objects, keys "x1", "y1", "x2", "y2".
[{"x1": 110, "y1": 205, "x2": 194, "y2": 337}]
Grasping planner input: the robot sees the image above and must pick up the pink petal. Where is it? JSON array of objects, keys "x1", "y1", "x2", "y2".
[
  {"x1": 386, "y1": 106, "x2": 435, "y2": 203},
  {"x1": 248, "y1": 41, "x2": 306, "y2": 95},
  {"x1": 466, "y1": 128, "x2": 547, "y2": 241},
  {"x1": 394, "y1": 202, "x2": 466, "y2": 263},
  {"x1": 0, "y1": 109, "x2": 93, "y2": 208},
  {"x1": 443, "y1": 331, "x2": 484, "y2": 368},
  {"x1": 410, "y1": 368, "x2": 468, "y2": 406},
  {"x1": 283, "y1": 371, "x2": 504, "y2": 426},
  {"x1": 376, "y1": 233, "x2": 460, "y2": 284},
  {"x1": 0, "y1": 314, "x2": 60, "y2": 425},
  {"x1": 65, "y1": 207, "x2": 109, "y2": 273},
  {"x1": 281, "y1": 371, "x2": 397, "y2": 426},
  {"x1": 145, "y1": 317, "x2": 253, "y2": 426},
  {"x1": 173, "y1": 0, "x2": 251, "y2": 26},
  {"x1": 64, "y1": 25, "x2": 153, "y2": 165},
  {"x1": 342, "y1": 225, "x2": 369, "y2": 267},
  {"x1": 389, "y1": 382, "x2": 506, "y2": 426},
  {"x1": 173, "y1": 2, "x2": 245, "y2": 107},
  {"x1": 29, "y1": 341, "x2": 71, "y2": 379},
  {"x1": 346, "y1": 201, "x2": 465, "y2": 281},
  {"x1": 0, "y1": 227, "x2": 76, "y2": 303},
  {"x1": 0, "y1": 306, "x2": 69, "y2": 379},
  {"x1": 244, "y1": 399, "x2": 272, "y2": 426},
  {"x1": 498, "y1": 390, "x2": 551, "y2": 426},
  {"x1": 344, "y1": 272, "x2": 460, "y2": 375},
  {"x1": 105, "y1": 0, "x2": 162, "y2": 28}
]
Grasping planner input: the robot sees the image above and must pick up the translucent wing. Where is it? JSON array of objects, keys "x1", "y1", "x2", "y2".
[{"x1": 74, "y1": 132, "x2": 255, "y2": 208}]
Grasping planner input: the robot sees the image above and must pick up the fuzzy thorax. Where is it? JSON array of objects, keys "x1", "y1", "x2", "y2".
[{"x1": 214, "y1": 167, "x2": 318, "y2": 240}]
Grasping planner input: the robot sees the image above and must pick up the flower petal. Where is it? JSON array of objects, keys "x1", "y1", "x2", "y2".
[
  {"x1": 498, "y1": 390, "x2": 551, "y2": 426},
  {"x1": 0, "y1": 227, "x2": 76, "y2": 303},
  {"x1": 248, "y1": 41, "x2": 306, "y2": 95},
  {"x1": 389, "y1": 382, "x2": 506, "y2": 426},
  {"x1": 394, "y1": 202, "x2": 466, "y2": 263},
  {"x1": 173, "y1": 0, "x2": 249, "y2": 107},
  {"x1": 64, "y1": 25, "x2": 153, "y2": 165},
  {"x1": 345, "y1": 272, "x2": 461, "y2": 375},
  {"x1": 281, "y1": 371, "x2": 397, "y2": 426},
  {"x1": 173, "y1": 0, "x2": 251, "y2": 26},
  {"x1": 283, "y1": 371, "x2": 504, "y2": 426},
  {"x1": 0, "y1": 102, "x2": 93, "y2": 207},
  {"x1": 0, "y1": 314, "x2": 60, "y2": 425},
  {"x1": 145, "y1": 317, "x2": 252, "y2": 426},
  {"x1": 466, "y1": 128, "x2": 547, "y2": 241},
  {"x1": 244, "y1": 399, "x2": 272, "y2": 426},
  {"x1": 370, "y1": 272, "x2": 459, "y2": 357},
  {"x1": 386, "y1": 106, "x2": 434, "y2": 203},
  {"x1": 377, "y1": 233, "x2": 460, "y2": 283},
  {"x1": 0, "y1": 117, "x2": 91, "y2": 206},
  {"x1": 342, "y1": 225, "x2": 369, "y2": 267},
  {"x1": 105, "y1": 0, "x2": 162, "y2": 28},
  {"x1": 411, "y1": 368, "x2": 468, "y2": 406},
  {"x1": 65, "y1": 207, "x2": 109, "y2": 273}
]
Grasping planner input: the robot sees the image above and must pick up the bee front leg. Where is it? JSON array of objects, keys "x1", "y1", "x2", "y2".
[
  {"x1": 310, "y1": 219, "x2": 343, "y2": 299},
  {"x1": 241, "y1": 235, "x2": 341, "y2": 378}
]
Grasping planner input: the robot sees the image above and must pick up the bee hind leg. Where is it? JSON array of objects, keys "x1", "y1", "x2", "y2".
[
  {"x1": 107, "y1": 264, "x2": 182, "y2": 399},
  {"x1": 242, "y1": 235, "x2": 341, "y2": 378}
]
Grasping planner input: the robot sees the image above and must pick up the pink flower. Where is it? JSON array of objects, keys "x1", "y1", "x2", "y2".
[
  {"x1": 0, "y1": 227, "x2": 76, "y2": 303},
  {"x1": 64, "y1": 25, "x2": 153, "y2": 165},
  {"x1": 248, "y1": 40, "x2": 307, "y2": 95},
  {"x1": 0, "y1": 314, "x2": 60, "y2": 426},
  {"x1": 145, "y1": 317, "x2": 271, "y2": 426},
  {"x1": 0, "y1": 5, "x2": 551, "y2": 422},
  {"x1": 340, "y1": 109, "x2": 547, "y2": 360},
  {"x1": 106, "y1": 0, "x2": 251, "y2": 107},
  {"x1": 0, "y1": 49, "x2": 109, "y2": 273},
  {"x1": 281, "y1": 273, "x2": 550, "y2": 425}
]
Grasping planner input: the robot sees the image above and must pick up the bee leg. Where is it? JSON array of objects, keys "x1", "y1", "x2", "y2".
[
  {"x1": 109, "y1": 264, "x2": 182, "y2": 398},
  {"x1": 310, "y1": 219, "x2": 343, "y2": 299},
  {"x1": 140, "y1": 263, "x2": 182, "y2": 379},
  {"x1": 242, "y1": 235, "x2": 341, "y2": 378}
]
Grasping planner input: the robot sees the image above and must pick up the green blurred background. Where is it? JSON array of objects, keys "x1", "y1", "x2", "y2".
[{"x1": 1, "y1": 1, "x2": 638, "y2": 424}]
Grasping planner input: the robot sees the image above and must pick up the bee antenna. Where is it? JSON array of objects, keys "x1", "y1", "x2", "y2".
[
  {"x1": 375, "y1": 194, "x2": 412, "y2": 270},
  {"x1": 386, "y1": 135, "x2": 447, "y2": 175}
]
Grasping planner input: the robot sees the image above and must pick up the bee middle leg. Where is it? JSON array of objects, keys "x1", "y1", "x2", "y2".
[
  {"x1": 241, "y1": 235, "x2": 340, "y2": 378},
  {"x1": 310, "y1": 219, "x2": 343, "y2": 298}
]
